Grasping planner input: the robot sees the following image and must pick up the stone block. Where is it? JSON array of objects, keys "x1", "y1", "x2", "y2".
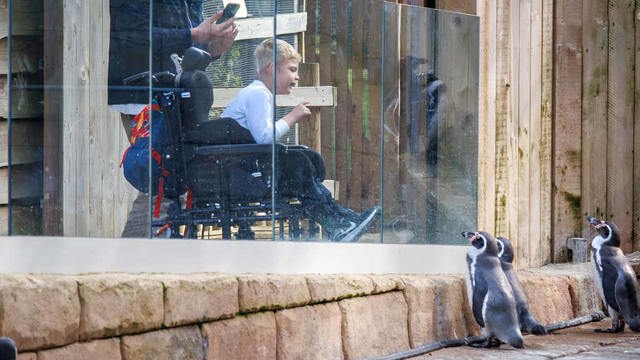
[
  {"x1": 433, "y1": 275, "x2": 475, "y2": 340},
  {"x1": 77, "y1": 274, "x2": 164, "y2": 340},
  {"x1": 275, "y1": 303, "x2": 343, "y2": 360},
  {"x1": 519, "y1": 273, "x2": 574, "y2": 324},
  {"x1": 401, "y1": 276, "x2": 438, "y2": 347},
  {"x1": 0, "y1": 274, "x2": 80, "y2": 351},
  {"x1": 121, "y1": 325, "x2": 205, "y2": 360},
  {"x1": 340, "y1": 292, "x2": 410, "y2": 360},
  {"x1": 162, "y1": 274, "x2": 238, "y2": 327},
  {"x1": 203, "y1": 312, "x2": 276, "y2": 360},
  {"x1": 306, "y1": 274, "x2": 375, "y2": 303},
  {"x1": 368, "y1": 275, "x2": 404, "y2": 294},
  {"x1": 237, "y1": 275, "x2": 310, "y2": 312},
  {"x1": 37, "y1": 338, "x2": 121, "y2": 360}
]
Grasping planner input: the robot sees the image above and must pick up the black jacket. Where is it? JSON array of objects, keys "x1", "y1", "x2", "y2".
[{"x1": 108, "y1": 0, "x2": 208, "y2": 105}]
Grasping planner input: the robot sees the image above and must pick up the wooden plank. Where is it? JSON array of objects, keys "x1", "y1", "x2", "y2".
[
  {"x1": 301, "y1": 0, "x2": 317, "y2": 63},
  {"x1": 0, "y1": 0, "x2": 43, "y2": 38},
  {"x1": 553, "y1": 0, "x2": 583, "y2": 262},
  {"x1": 62, "y1": 0, "x2": 91, "y2": 235},
  {"x1": 0, "y1": 36, "x2": 43, "y2": 74},
  {"x1": 516, "y1": 0, "x2": 531, "y2": 268},
  {"x1": 318, "y1": 1, "x2": 334, "y2": 178},
  {"x1": 0, "y1": 72, "x2": 44, "y2": 119},
  {"x1": 0, "y1": 203, "x2": 42, "y2": 236},
  {"x1": 349, "y1": 0, "x2": 365, "y2": 210},
  {"x1": 537, "y1": 0, "x2": 553, "y2": 266},
  {"x1": 333, "y1": 0, "x2": 354, "y2": 207},
  {"x1": 635, "y1": 1, "x2": 640, "y2": 252},
  {"x1": 493, "y1": 0, "x2": 515, "y2": 240},
  {"x1": 476, "y1": 0, "x2": 497, "y2": 235},
  {"x1": 298, "y1": 63, "x2": 321, "y2": 152},
  {"x1": 362, "y1": 0, "x2": 384, "y2": 212},
  {"x1": 0, "y1": 118, "x2": 43, "y2": 166},
  {"x1": 527, "y1": 0, "x2": 544, "y2": 268},
  {"x1": 434, "y1": 0, "x2": 477, "y2": 15},
  {"x1": 212, "y1": 86, "x2": 336, "y2": 108},
  {"x1": 234, "y1": 13, "x2": 307, "y2": 41},
  {"x1": 0, "y1": 163, "x2": 42, "y2": 204},
  {"x1": 581, "y1": 0, "x2": 608, "y2": 237},
  {"x1": 43, "y1": 0, "x2": 63, "y2": 235},
  {"x1": 607, "y1": 0, "x2": 635, "y2": 253},
  {"x1": 433, "y1": 10, "x2": 479, "y2": 243}
]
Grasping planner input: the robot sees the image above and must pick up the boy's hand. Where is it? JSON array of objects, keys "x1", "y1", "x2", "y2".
[{"x1": 283, "y1": 101, "x2": 311, "y2": 127}]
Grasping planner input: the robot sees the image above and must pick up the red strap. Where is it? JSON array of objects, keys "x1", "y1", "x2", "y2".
[
  {"x1": 154, "y1": 177, "x2": 164, "y2": 218},
  {"x1": 154, "y1": 222, "x2": 172, "y2": 237}
]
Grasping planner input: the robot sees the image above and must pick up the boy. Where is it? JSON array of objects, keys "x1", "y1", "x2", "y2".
[{"x1": 221, "y1": 38, "x2": 379, "y2": 242}]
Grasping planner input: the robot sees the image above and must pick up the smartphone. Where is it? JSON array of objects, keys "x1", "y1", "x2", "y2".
[{"x1": 216, "y1": 3, "x2": 240, "y2": 24}]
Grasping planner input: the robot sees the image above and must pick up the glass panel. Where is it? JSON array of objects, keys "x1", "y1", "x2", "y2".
[
  {"x1": 382, "y1": 3, "x2": 479, "y2": 244},
  {"x1": 6, "y1": 0, "x2": 478, "y2": 245}
]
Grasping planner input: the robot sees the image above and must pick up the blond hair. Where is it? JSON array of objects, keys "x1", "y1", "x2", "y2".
[{"x1": 254, "y1": 38, "x2": 301, "y2": 75}]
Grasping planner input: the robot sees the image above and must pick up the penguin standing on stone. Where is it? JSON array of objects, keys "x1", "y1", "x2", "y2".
[
  {"x1": 587, "y1": 216, "x2": 640, "y2": 332},
  {"x1": 496, "y1": 236, "x2": 547, "y2": 335},
  {"x1": 462, "y1": 231, "x2": 524, "y2": 348}
]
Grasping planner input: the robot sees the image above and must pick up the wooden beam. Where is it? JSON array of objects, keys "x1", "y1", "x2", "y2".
[
  {"x1": 553, "y1": 0, "x2": 583, "y2": 262},
  {"x1": 212, "y1": 85, "x2": 336, "y2": 108},
  {"x1": 235, "y1": 13, "x2": 307, "y2": 41},
  {"x1": 298, "y1": 63, "x2": 321, "y2": 152}
]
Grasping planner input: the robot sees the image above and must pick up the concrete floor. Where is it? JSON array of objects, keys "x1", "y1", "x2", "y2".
[{"x1": 406, "y1": 321, "x2": 640, "y2": 360}]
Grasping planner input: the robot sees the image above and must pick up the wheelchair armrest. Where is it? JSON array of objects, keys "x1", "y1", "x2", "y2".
[{"x1": 194, "y1": 143, "x2": 286, "y2": 156}]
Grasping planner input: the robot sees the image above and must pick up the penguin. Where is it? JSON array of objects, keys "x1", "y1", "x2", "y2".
[
  {"x1": 587, "y1": 216, "x2": 640, "y2": 332},
  {"x1": 462, "y1": 231, "x2": 524, "y2": 348},
  {"x1": 496, "y1": 237, "x2": 547, "y2": 335},
  {"x1": 0, "y1": 337, "x2": 16, "y2": 360}
]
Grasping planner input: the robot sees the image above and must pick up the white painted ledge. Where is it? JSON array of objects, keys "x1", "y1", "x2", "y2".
[{"x1": 0, "y1": 236, "x2": 468, "y2": 275}]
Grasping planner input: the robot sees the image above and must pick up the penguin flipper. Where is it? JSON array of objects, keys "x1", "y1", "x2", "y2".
[
  {"x1": 472, "y1": 275, "x2": 489, "y2": 327},
  {"x1": 600, "y1": 259, "x2": 622, "y2": 312}
]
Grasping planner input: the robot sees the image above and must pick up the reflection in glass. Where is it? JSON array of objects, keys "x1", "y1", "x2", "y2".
[
  {"x1": 7, "y1": 1, "x2": 478, "y2": 245},
  {"x1": 382, "y1": 3, "x2": 479, "y2": 244}
]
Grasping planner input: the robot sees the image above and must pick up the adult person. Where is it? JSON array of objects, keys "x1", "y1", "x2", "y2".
[
  {"x1": 221, "y1": 38, "x2": 379, "y2": 242},
  {"x1": 108, "y1": 0, "x2": 238, "y2": 237}
]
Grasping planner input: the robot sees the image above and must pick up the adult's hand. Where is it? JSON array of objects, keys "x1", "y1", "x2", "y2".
[
  {"x1": 191, "y1": 11, "x2": 238, "y2": 57},
  {"x1": 206, "y1": 11, "x2": 239, "y2": 57}
]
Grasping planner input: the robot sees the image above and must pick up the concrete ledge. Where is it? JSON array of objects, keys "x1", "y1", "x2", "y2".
[{"x1": 4, "y1": 257, "x2": 621, "y2": 359}]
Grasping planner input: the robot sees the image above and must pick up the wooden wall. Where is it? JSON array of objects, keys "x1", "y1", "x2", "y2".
[
  {"x1": 0, "y1": 0, "x2": 45, "y2": 235},
  {"x1": 477, "y1": 0, "x2": 640, "y2": 267},
  {"x1": 51, "y1": 0, "x2": 136, "y2": 237}
]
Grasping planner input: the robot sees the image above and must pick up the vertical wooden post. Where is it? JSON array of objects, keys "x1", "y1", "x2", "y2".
[
  {"x1": 298, "y1": 63, "x2": 321, "y2": 153},
  {"x1": 606, "y1": 0, "x2": 634, "y2": 253},
  {"x1": 43, "y1": 0, "x2": 63, "y2": 235},
  {"x1": 553, "y1": 0, "x2": 583, "y2": 262}
]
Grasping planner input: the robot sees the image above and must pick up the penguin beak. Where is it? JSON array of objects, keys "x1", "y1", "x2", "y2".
[
  {"x1": 461, "y1": 231, "x2": 478, "y2": 241},
  {"x1": 587, "y1": 216, "x2": 601, "y2": 227}
]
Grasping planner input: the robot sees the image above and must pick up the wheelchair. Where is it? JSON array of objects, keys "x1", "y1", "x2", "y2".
[{"x1": 126, "y1": 47, "x2": 319, "y2": 240}]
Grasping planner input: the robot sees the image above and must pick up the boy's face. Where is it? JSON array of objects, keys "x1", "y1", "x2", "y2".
[{"x1": 273, "y1": 59, "x2": 300, "y2": 95}]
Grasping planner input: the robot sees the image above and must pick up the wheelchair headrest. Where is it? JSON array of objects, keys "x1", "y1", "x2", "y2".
[{"x1": 182, "y1": 47, "x2": 212, "y2": 72}]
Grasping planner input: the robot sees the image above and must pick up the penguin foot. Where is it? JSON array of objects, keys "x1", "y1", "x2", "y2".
[
  {"x1": 469, "y1": 337, "x2": 502, "y2": 348},
  {"x1": 523, "y1": 323, "x2": 548, "y2": 335},
  {"x1": 594, "y1": 322, "x2": 625, "y2": 333}
]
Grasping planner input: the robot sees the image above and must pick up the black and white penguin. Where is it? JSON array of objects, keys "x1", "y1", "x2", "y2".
[
  {"x1": 587, "y1": 216, "x2": 640, "y2": 332},
  {"x1": 462, "y1": 231, "x2": 524, "y2": 348},
  {"x1": 0, "y1": 337, "x2": 16, "y2": 360},
  {"x1": 496, "y1": 237, "x2": 547, "y2": 335}
]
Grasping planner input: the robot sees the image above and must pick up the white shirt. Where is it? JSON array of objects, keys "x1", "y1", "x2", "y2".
[{"x1": 220, "y1": 80, "x2": 290, "y2": 144}]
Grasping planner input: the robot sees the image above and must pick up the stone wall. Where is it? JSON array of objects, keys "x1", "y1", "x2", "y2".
[{"x1": 0, "y1": 264, "x2": 605, "y2": 360}]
